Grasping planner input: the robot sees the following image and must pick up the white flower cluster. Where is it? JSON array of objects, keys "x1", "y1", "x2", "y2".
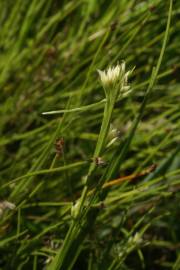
[
  {"x1": 0, "y1": 200, "x2": 16, "y2": 216},
  {"x1": 98, "y1": 64, "x2": 123, "y2": 87},
  {"x1": 97, "y1": 62, "x2": 132, "y2": 97}
]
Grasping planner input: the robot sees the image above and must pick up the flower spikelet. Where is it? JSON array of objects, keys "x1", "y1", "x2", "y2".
[{"x1": 97, "y1": 62, "x2": 133, "y2": 98}]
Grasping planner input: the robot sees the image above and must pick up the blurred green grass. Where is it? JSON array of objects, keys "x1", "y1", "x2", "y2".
[{"x1": 0, "y1": 0, "x2": 179, "y2": 269}]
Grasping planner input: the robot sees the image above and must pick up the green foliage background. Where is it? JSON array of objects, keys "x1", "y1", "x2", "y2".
[{"x1": 0, "y1": 0, "x2": 179, "y2": 269}]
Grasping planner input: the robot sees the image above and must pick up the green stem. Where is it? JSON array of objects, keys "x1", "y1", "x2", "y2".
[{"x1": 48, "y1": 86, "x2": 119, "y2": 270}]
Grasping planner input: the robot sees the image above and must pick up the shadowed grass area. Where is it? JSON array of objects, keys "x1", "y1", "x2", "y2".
[{"x1": 0, "y1": 0, "x2": 179, "y2": 269}]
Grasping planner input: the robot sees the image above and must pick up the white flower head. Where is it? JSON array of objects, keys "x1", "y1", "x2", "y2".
[
  {"x1": 0, "y1": 200, "x2": 16, "y2": 216},
  {"x1": 97, "y1": 65, "x2": 122, "y2": 88},
  {"x1": 97, "y1": 62, "x2": 133, "y2": 97},
  {"x1": 0, "y1": 200, "x2": 16, "y2": 210}
]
